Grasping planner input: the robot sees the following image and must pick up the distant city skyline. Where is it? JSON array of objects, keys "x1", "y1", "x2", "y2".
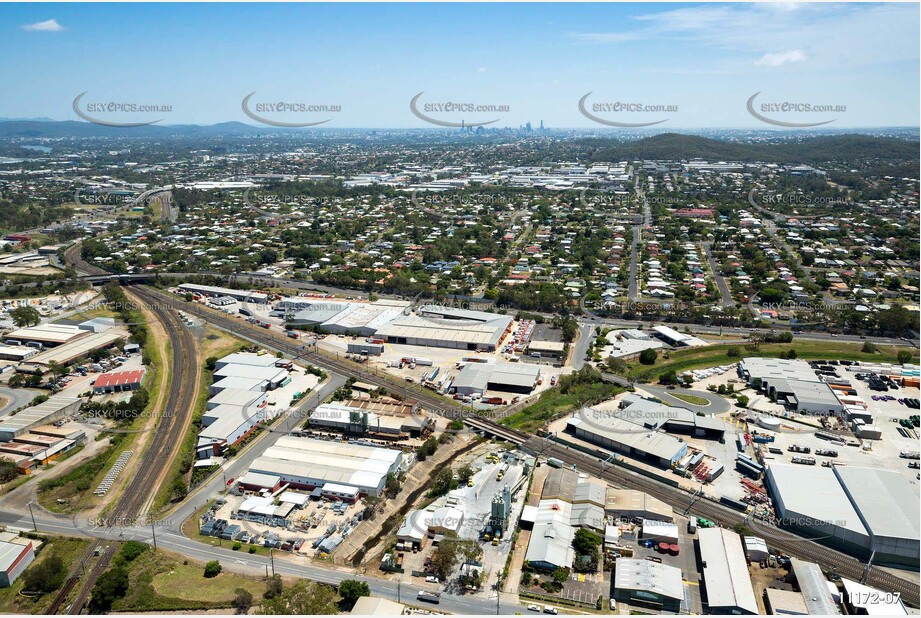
[{"x1": 1, "y1": 2, "x2": 918, "y2": 128}]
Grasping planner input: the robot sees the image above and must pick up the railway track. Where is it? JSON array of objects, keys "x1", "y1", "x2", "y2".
[
  {"x1": 48, "y1": 284, "x2": 199, "y2": 613},
  {"x1": 73, "y1": 284, "x2": 921, "y2": 608}
]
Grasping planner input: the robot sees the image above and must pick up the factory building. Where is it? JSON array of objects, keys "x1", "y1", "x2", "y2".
[
  {"x1": 178, "y1": 283, "x2": 268, "y2": 304},
  {"x1": 617, "y1": 395, "x2": 726, "y2": 439},
  {"x1": 0, "y1": 540, "x2": 34, "y2": 587},
  {"x1": 16, "y1": 332, "x2": 123, "y2": 373},
  {"x1": 376, "y1": 305, "x2": 512, "y2": 352},
  {"x1": 766, "y1": 464, "x2": 920, "y2": 566},
  {"x1": 197, "y1": 353, "x2": 284, "y2": 458},
  {"x1": 92, "y1": 369, "x2": 145, "y2": 394},
  {"x1": 453, "y1": 362, "x2": 540, "y2": 396},
  {"x1": 248, "y1": 435, "x2": 403, "y2": 497},
  {"x1": 650, "y1": 325, "x2": 708, "y2": 347},
  {"x1": 306, "y1": 402, "x2": 430, "y2": 439},
  {"x1": 737, "y1": 358, "x2": 843, "y2": 415},
  {"x1": 0, "y1": 396, "x2": 82, "y2": 441},
  {"x1": 612, "y1": 558, "x2": 684, "y2": 612},
  {"x1": 605, "y1": 489, "x2": 674, "y2": 523},
  {"x1": 697, "y1": 527, "x2": 758, "y2": 615},
  {"x1": 523, "y1": 469, "x2": 606, "y2": 570},
  {"x1": 4, "y1": 323, "x2": 85, "y2": 348},
  {"x1": 0, "y1": 346, "x2": 37, "y2": 362},
  {"x1": 567, "y1": 407, "x2": 688, "y2": 468}
]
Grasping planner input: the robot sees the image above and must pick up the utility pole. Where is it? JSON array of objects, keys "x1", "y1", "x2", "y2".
[
  {"x1": 270, "y1": 549, "x2": 275, "y2": 576},
  {"x1": 27, "y1": 501, "x2": 37, "y2": 532},
  {"x1": 151, "y1": 521, "x2": 157, "y2": 550}
]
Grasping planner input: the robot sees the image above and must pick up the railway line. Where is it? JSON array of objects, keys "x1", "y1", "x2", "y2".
[
  {"x1": 46, "y1": 255, "x2": 921, "y2": 609},
  {"x1": 47, "y1": 283, "x2": 199, "y2": 614},
  {"x1": 129, "y1": 286, "x2": 919, "y2": 606}
]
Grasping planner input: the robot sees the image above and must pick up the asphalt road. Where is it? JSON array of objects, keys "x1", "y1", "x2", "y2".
[
  {"x1": 701, "y1": 241, "x2": 735, "y2": 308},
  {"x1": 637, "y1": 385, "x2": 731, "y2": 414},
  {"x1": 0, "y1": 386, "x2": 42, "y2": 416}
]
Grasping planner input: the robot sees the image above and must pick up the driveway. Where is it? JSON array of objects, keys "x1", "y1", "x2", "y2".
[
  {"x1": 0, "y1": 387, "x2": 42, "y2": 417},
  {"x1": 638, "y1": 385, "x2": 730, "y2": 414}
]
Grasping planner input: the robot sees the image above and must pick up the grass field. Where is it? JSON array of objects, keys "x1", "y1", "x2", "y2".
[
  {"x1": 501, "y1": 378, "x2": 622, "y2": 433},
  {"x1": 0, "y1": 537, "x2": 89, "y2": 615},
  {"x1": 624, "y1": 340, "x2": 916, "y2": 382},
  {"x1": 110, "y1": 546, "x2": 268, "y2": 612},
  {"x1": 670, "y1": 392, "x2": 711, "y2": 406}
]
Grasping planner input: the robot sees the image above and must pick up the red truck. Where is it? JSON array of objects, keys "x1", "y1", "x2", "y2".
[{"x1": 483, "y1": 397, "x2": 506, "y2": 405}]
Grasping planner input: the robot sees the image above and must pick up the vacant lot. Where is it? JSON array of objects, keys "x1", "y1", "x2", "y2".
[{"x1": 625, "y1": 340, "x2": 914, "y2": 382}]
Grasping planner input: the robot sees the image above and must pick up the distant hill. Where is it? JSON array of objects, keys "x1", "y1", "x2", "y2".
[
  {"x1": 585, "y1": 133, "x2": 920, "y2": 164},
  {"x1": 0, "y1": 119, "x2": 270, "y2": 138}
]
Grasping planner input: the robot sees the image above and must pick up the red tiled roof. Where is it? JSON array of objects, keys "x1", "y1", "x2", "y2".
[{"x1": 94, "y1": 369, "x2": 145, "y2": 389}]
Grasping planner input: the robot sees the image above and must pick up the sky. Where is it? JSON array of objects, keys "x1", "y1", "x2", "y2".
[{"x1": 1, "y1": 2, "x2": 918, "y2": 128}]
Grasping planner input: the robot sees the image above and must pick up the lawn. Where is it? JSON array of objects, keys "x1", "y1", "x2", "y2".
[
  {"x1": 501, "y1": 371, "x2": 622, "y2": 433},
  {"x1": 112, "y1": 546, "x2": 268, "y2": 612},
  {"x1": 625, "y1": 340, "x2": 915, "y2": 382},
  {"x1": 151, "y1": 561, "x2": 265, "y2": 602},
  {"x1": 670, "y1": 393, "x2": 711, "y2": 406},
  {"x1": 0, "y1": 537, "x2": 89, "y2": 615}
]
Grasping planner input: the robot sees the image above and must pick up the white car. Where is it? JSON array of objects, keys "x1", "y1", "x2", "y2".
[
  {"x1": 425, "y1": 576, "x2": 440, "y2": 584},
  {"x1": 527, "y1": 605, "x2": 541, "y2": 612},
  {"x1": 543, "y1": 607, "x2": 558, "y2": 615}
]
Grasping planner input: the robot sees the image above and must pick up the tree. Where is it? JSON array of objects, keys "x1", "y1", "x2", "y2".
[
  {"x1": 861, "y1": 340, "x2": 879, "y2": 354},
  {"x1": 89, "y1": 566, "x2": 129, "y2": 612},
  {"x1": 204, "y1": 560, "x2": 222, "y2": 578},
  {"x1": 572, "y1": 529, "x2": 602, "y2": 556},
  {"x1": 205, "y1": 356, "x2": 219, "y2": 371},
  {"x1": 338, "y1": 580, "x2": 370, "y2": 609},
  {"x1": 898, "y1": 350, "x2": 913, "y2": 364},
  {"x1": 233, "y1": 588, "x2": 254, "y2": 614},
  {"x1": 639, "y1": 348, "x2": 657, "y2": 365},
  {"x1": 428, "y1": 467, "x2": 457, "y2": 498},
  {"x1": 258, "y1": 580, "x2": 339, "y2": 615},
  {"x1": 22, "y1": 553, "x2": 67, "y2": 594},
  {"x1": 263, "y1": 575, "x2": 283, "y2": 599},
  {"x1": 171, "y1": 476, "x2": 188, "y2": 501},
  {"x1": 0, "y1": 456, "x2": 19, "y2": 483},
  {"x1": 726, "y1": 346, "x2": 741, "y2": 358},
  {"x1": 10, "y1": 306, "x2": 40, "y2": 328},
  {"x1": 736, "y1": 395, "x2": 750, "y2": 409},
  {"x1": 658, "y1": 370, "x2": 678, "y2": 386}
]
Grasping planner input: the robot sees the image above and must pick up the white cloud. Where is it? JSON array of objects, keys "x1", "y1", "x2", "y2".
[
  {"x1": 756, "y1": 50, "x2": 808, "y2": 67},
  {"x1": 476, "y1": 67, "x2": 487, "y2": 73},
  {"x1": 21, "y1": 19, "x2": 64, "y2": 32},
  {"x1": 569, "y1": 4, "x2": 918, "y2": 69}
]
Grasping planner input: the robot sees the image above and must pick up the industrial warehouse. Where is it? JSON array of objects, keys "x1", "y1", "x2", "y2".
[
  {"x1": 453, "y1": 362, "x2": 541, "y2": 396},
  {"x1": 306, "y1": 400, "x2": 431, "y2": 439},
  {"x1": 197, "y1": 352, "x2": 288, "y2": 458},
  {"x1": 766, "y1": 463, "x2": 920, "y2": 566},
  {"x1": 566, "y1": 405, "x2": 690, "y2": 468},
  {"x1": 245, "y1": 435, "x2": 404, "y2": 497},
  {"x1": 267, "y1": 296, "x2": 515, "y2": 352},
  {"x1": 737, "y1": 357, "x2": 844, "y2": 414},
  {"x1": 697, "y1": 527, "x2": 759, "y2": 615}
]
